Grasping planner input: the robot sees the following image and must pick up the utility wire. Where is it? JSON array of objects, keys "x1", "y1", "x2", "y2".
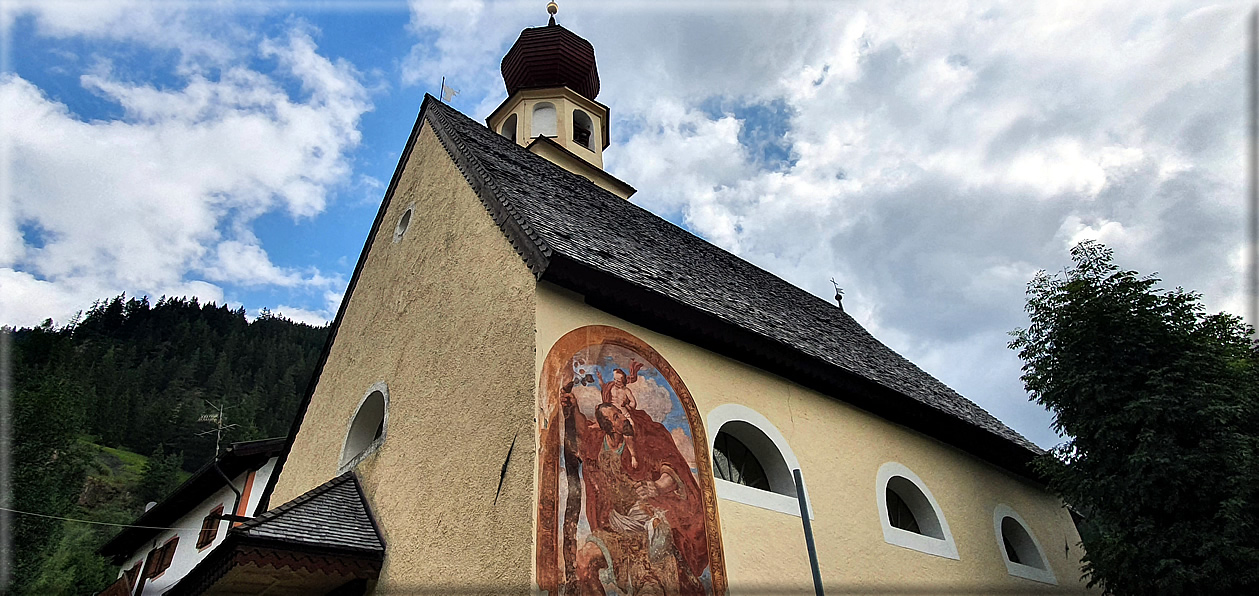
[{"x1": 0, "y1": 507, "x2": 205, "y2": 532}]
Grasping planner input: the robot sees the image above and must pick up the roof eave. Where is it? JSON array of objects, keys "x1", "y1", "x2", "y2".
[{"x1": 540, "y1": 254, "x2": 1044, "y2": 483}]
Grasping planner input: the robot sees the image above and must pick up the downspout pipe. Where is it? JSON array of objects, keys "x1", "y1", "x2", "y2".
[
  {"x1": 794, "y1": 468, "x2": 825, "y2": 596},
  {"x1": 213, "y1": 461, "x2": 243, "y2": 527}
]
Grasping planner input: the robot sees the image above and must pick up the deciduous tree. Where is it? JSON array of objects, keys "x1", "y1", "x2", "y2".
[{"x1": 1010, "y1": 241, "x2": 1259, "y2": 594}]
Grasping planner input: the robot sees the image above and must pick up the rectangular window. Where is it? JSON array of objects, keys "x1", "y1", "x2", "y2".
[{"x1": 197, "y1": 505, "x2": 223, "y2": 548}]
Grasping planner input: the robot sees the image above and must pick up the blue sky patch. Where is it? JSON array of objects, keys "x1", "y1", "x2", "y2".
[{"x1": 700, "y1": 96, "x2": 797, "y2": 172}]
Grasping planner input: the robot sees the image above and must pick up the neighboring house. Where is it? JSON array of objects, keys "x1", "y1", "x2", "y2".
[
  {"x1": 166, "y1": 7, "x2": 1091, "y2": 595},
  {"x1": 97, "y1": 438, "x2": 283, "y2": 596}
]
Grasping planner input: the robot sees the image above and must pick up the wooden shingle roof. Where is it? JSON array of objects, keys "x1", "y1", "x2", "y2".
[
  {"x1": 421, "y1": 96, "x2": 1044, "y2": 467},
  {"x1": 236, "y1": 471, "x2": 384, "y2": 555}
]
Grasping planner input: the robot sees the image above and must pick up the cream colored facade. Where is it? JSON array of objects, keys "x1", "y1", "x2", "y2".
[
  {"x1": 269, "y1": 121, "x2": 538, "y2": 592},
  {"x1": 268, "y1": 108, "x2": 1089, "y2": 594},
  {"x1": 487, "y1": 86, "x2": 609, "y2": 167},
  {"x1": 535, "y1": 283, "x2": 1090, "y2": 593}
]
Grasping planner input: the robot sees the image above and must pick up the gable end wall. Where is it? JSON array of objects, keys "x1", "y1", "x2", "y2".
[{"x1": 269, "y1": 121, "x2": 537, "y2": 592}]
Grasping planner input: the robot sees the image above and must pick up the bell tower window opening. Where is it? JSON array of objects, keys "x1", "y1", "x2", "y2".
[
  {"x1": 532, "y1": 102, "x2": 557, "y2": 137},
  {"x1": 501, "y1": 113, "x2": 518, "y2": 143},
  {"x1": 573, "y1": 109, "x2": 594, "y2": 149}
]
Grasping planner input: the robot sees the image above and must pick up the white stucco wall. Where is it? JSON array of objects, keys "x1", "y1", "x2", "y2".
[{"x1": 115, "y1": 457, "x2": 276, "y2": 595}]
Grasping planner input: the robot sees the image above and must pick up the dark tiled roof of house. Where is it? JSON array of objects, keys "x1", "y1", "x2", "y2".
[
  {"x1": 235, "y1": 471, "x2": 384, "y2": 554},
  {"x1": 421, "y1": 97, "x2": 1040, "y2": 456}
]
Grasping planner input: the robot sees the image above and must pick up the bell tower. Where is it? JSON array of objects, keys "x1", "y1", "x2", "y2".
[{"x1": 486, "y1": 2, "x2": 634, "y2": 198}]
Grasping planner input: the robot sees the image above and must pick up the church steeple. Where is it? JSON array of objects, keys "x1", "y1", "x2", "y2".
[{"x1": 486, "y1": 2, "x2": 631, "y2": 199}]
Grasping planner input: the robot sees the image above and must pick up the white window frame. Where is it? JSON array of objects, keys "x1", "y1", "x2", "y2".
[
  {"x1": 876, "y1": 462, "x2": 959, "y2": 559},
  {"x1": 707, "y1": 404, "x2": 812, "y2": 518},
  {"x1": 338, "y1": 381, "x2": 389, "y2": 474},
  {"x1": 993, "y1": 504, "x2": 1057, "y2": 584}
]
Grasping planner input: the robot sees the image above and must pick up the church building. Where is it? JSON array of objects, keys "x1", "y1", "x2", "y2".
[{"x1": 163, "y1": 5, "x2": 1090, "y2": 595}]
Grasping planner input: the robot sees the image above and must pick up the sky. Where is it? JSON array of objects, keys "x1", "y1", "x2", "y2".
[{"x1": 1, "y1": 0, "x2": 1250, "y2": 449}]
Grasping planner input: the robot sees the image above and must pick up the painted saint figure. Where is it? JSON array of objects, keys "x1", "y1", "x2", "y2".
[
  {"x1": 561, "y1": 382, "x2": 709, "y2": 595},
  {"x1": 597, "y1": 361, "x2": 644, "y2": 468}
]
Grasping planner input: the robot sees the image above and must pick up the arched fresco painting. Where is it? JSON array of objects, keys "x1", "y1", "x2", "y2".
[{"x1": 537, "y1": 325, "x2": 726, "y2": 596}]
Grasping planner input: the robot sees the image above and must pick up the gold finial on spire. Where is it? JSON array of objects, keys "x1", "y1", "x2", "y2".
[{"x1": 547, "y1": 1, "x2": 558, "y2": 26}]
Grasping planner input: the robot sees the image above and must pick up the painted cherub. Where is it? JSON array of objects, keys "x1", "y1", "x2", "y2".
[{"x1": 597, "y1": 360, "x2": 645, "y2": 468}]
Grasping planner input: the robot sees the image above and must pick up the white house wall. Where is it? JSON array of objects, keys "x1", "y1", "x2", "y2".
[{"x1": 115, "y1": 457, "x2": 276, "y2": 595}]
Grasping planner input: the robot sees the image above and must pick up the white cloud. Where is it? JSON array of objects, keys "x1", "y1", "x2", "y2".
[
  {"x1": 1, "y1": 23, "x2": 370, "y2": 328},
  {"x1": 404, "y1": 0, "x2": 1249, "y2": 448}
]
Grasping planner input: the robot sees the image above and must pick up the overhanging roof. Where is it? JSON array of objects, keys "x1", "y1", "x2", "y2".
[
  {"x1": 259, "y1": 95, "x2": 1046, "y2": 513},
  {"x1": 164, "y1": 472, "x2": 385, "y2": 596},
  {"x1": 421, "y1": 96, "x2": 1044, "y2": 474},
  {"x1": 100, "y1": 437, "x2": 286, "y2": 562}
]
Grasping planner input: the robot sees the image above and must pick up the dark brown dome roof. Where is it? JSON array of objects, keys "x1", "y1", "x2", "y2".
[{"x1": 501, "y1": 24, "x2": 599, "y2": 100}]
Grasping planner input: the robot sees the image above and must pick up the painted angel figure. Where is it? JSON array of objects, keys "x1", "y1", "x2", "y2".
[{"x1": 597, "y1": 359, "x2": 644, "y2": 468}]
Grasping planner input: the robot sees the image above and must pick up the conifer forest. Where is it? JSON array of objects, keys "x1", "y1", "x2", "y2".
[{"x1": 7, "y1": 294, "x2": 328, "y2": 593}]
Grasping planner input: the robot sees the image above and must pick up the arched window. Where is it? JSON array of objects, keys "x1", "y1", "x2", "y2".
[
  {"x1": 500, "y1": 114, "x2": 517, "y2": 143},
  {"x1": 876, "y1": 462, "x2": 958, "y2": 559},
  {"x1": 532, "y1": 102, "x2": 557, "y2": 137},
  {"x1": 707, "y1": 404, "x2": 810, "y2": 517},
  {"x1": 994, "y1": 504, "x2": 1057, "y2": 584},
  {"x1": 339, "y1": 382, "x2": 389, "y2": 472},
  {"x1": 712, "y1": 421, "x2": 791, "y2": 496},
  {"x1": 713, "y1": 428, "x2": 770, "y2": 491},
  {"x1": 572, "y1": 109, "x2": 594, "y2": 149}
]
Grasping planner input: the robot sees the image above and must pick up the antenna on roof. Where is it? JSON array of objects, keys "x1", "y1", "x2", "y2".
[
  {"x1": 198, "y1": 399, "x2": 240, "y2": 458},
  {"x1": 830, "y1": 277, "x2": 844, "y2": 310}
]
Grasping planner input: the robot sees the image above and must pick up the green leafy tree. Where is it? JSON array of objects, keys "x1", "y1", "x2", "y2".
[{"x1": 1010, "y1": 241, "x2": 1259, "y2": 595}]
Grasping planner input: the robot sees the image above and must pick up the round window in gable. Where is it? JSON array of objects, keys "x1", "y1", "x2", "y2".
[
  {"x1": 340, "y1": 383, "x2": 389, "y2": 472},
  {"x1": 393, "y1": 206, "x2": 413, "y2": 243},
  {"x1": 876, "y1": 462, "x2": 958, "y2": 559},
  {"x1": 994, "y1": 504, "x2": 1056, "y2": 584}
]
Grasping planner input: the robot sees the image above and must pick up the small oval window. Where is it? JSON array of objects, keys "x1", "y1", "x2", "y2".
[{"x1": 393, "y1": 207, "x2": 413, "y2": 243}]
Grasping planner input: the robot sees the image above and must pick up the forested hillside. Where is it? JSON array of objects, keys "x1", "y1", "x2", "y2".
[{"x1": 8, "y1": 294, "x2": 328, "y2": 593}]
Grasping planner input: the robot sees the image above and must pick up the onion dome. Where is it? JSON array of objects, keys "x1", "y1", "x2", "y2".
[{"x1": 500, "y1": 17, "x2": 600, "y2": 100}]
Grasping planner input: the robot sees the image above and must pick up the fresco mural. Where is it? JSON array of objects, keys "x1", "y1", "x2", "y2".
[{"x1": 537, "y1": 325, "x2": 726, "y2": 596}]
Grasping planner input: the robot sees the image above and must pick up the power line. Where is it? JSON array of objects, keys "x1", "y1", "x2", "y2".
[{"x1": 0, "y1": 507, "x2": 204, "y2": 532}]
